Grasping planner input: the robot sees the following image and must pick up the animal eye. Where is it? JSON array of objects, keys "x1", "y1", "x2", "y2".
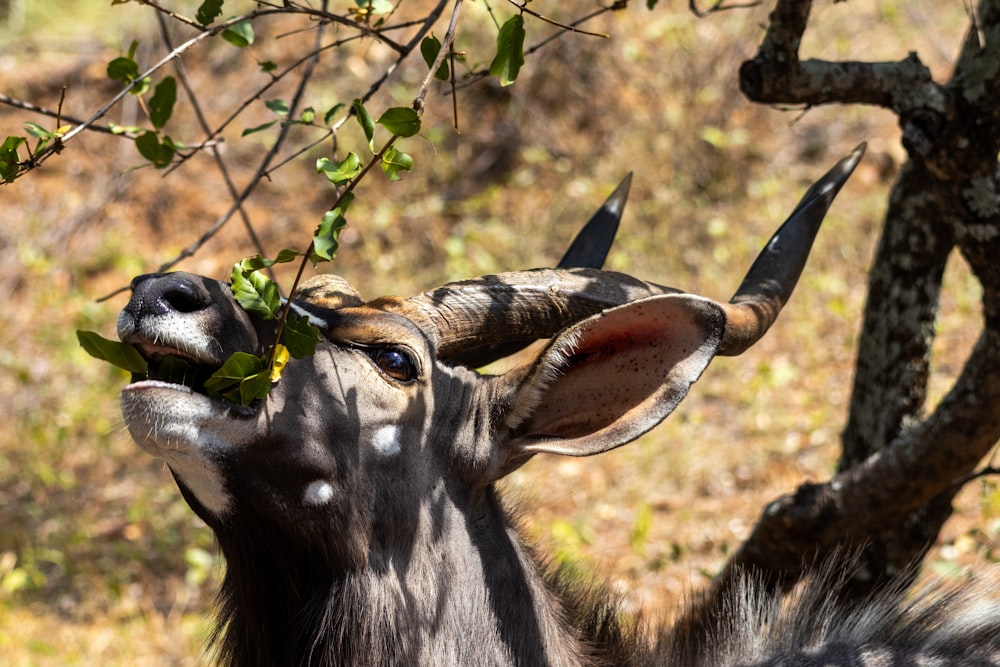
[{"x1": 371, "y1": 348, "x2": 416, "y2": 383}]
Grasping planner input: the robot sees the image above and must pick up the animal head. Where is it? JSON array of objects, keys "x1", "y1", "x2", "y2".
[{"x1": 117, "y1": 146, "x2": 863, "y2": 570}]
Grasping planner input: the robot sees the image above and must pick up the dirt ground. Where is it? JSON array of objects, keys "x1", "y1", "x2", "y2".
[{"x1": 1, "y1": 1, "x2": 996, "y2": 664}]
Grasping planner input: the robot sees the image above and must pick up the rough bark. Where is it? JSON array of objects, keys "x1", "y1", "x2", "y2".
[{"x1": 686, "y1": 0, "x2": 1000, "y2": 616}]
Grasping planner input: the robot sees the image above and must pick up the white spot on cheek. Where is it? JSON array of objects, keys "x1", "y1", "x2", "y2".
[
  {"x1": 303, "y1": 480, "x2": 334, "y2": 506},
  {"x1": 372, "y1": 425, "x2": 402, "y2": 457}
]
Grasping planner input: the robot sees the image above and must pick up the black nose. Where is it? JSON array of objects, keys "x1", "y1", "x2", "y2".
[{"x1": 126, "y1": 273, "x2": 211, "y2": 318}]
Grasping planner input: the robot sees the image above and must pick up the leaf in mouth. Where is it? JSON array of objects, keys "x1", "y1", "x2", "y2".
[
  {"x1": 283, "y1": 313, "x2": 319, "y2": 359},
  {"x1": 204, "y1": 347, "x2": 288, "y2": 406},
  {"x1": 77, "y1": 330, "x2": 148, "y2": 375}
]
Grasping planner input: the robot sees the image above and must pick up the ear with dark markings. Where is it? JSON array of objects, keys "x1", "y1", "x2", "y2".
[{"x1": 489, "y1": 293, "x2": 725, "y2": 477}]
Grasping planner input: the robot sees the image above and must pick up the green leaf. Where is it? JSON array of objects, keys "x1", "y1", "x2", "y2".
[
  {"x1": 300, "y1": 107, "x2": 315, "y2": 124},
  {"x1": 149, "y1": 76, "x2": 177, "y2": 130},
  {"x1": 242, "y1": 120, "x2": 277, "y2": 136},
  {"x1": 315, "y1": 152, "x2": 362, "y2": 186},
  {"x1": 380, "y1": 145, "x2": 413, "y2": 181},
  {"x1": 238, "y1": 371, "x2": 272, "y2": 405},
  {"x1": 235, "y1": 250, "x2": 298, "y2": 272},
  {"x1": 135, "y1": 131, "x2": 175, "y2": 168},
  {"x1": 204, "y1": 352, "x2": 270, "y2": 405},
  {"x1": 0, "y1": 136, "x2": 26, "y2": 183},
  {"x1": 352, "y1": 98, "x2": 375, "y2": 151},
  {"x1": 324, "y1": 103, "x2": 345, "y2": 126},
  {"x1": 489, "y1": 14, "x2": 525, "y2": 86},
  {"x1": 311, "y1": 193, "x2": 354, "y2": 263},
  {"x1": 196, "y1": 0, "x2": 224, "y2": 25},
  {"x1": 420, "y1": 35, "x2": 449, "y2": 81},
  {"x1": 107, "y1": 56, "x2": 140, "y2": 84},
  {"x1": 76, "y1": 330, "x2": 148, "y2": 375},
  {"x1": 108, "y1": 123, "x2": 141, "y2": 135},
  {"x1": 235, "y1": 255, "x2": 273, "y2": 272},
  {"x1": 32, "y1": 138, "x2": 51, "y2": 156},
  {"x1": 23, "y1": 122, "x2": 51, "y2": 139},
  {"x1": 376, "y1": 107, "x2": 421, "y2": 138},
  {"x1": 133, "y1": 77, "x2": 151, "y2": 96},
  {"x1": 260, "y1": 60, "x2": 277, "y2": 73},
  {"x1": 274, "y1": 248, "x2": 300, "y2": 263},
  {"x1": 283, "y1": 314, "x2": 320, "y2": 359},
  {"x1": 265, "y1": 99, "x2": 289, "y2": 116},
  {"x1": 223, "y1": 19, "x2": 254, "y2": 48},
  {"x1": 230, "y1": 266, "x2": 281, "y2": 319}
]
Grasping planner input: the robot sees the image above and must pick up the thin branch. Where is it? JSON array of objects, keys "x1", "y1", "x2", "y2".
[
  {"x1": 688, "y1": 0, "x2": 761, "y2": 19},
  {"x1": 282, "y1": 3, "x2": 409, "y2": 54},
  {"x1": 265, "y1": 0, "x2": 450, "y2": 176},
  {"x1": 414, "y1": 0, "x2": 465, "y2": 114},
  {"x1": 524, "y1": 2, "x2": 621, "y2": 55},
  {"x1": 506, "y1": 0, "x2": 610, "y2": 39},
  {"x1": 149, "y1": 2, "x2": 333, "y2": 277},
  {"x1": 456, "y1": 1, "x2": 626, "y2": 90},
  {"x1": 135, "y1": 0, "x2": 206, "y2": 31},
  {"x1": 154, "y1": 13, "x2": 271, "y2": 274},
  {"x1": 161, "y1": 33, "x2": 359, "y2": 176},
  {"x1": 9, "y1": 4, "x2": 415, "y2": 182},
  {"x1": 0, "y1": 94, "x2": 126, "y2": 137}
]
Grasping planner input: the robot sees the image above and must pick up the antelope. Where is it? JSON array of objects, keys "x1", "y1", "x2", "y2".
[{"x1": 116, "y1": 144, "x2": 1000, "y2": 665}]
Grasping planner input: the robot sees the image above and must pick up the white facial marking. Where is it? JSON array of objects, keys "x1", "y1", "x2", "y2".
[
  {"x1": 169, "y1": 456, "x2": 233, "y2": 516},
  {"x1": 304, "y1": 480, "x2": 335, "y2": 506},
  {"x1": 372, "y1": 424, "x2": 402, "y2": 458},
  {"x1": 121, "y1": 385, "x2": 235, "y2": 517},
  {"x1": 287, "y1": 301, "x2": 331, "y2": 329}
]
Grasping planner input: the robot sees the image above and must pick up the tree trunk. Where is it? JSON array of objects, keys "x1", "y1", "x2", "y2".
[{"x1": 678, "y1": 0, "x2": 1000, "y2": 617}]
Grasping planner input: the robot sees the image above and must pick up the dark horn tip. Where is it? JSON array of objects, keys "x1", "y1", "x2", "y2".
[
  {"x1": 605, "y1": 172, "x2": 633, "y2": 217},
  {"x1": 719, "y1": 144, "x2": 866, "y2": 356}
]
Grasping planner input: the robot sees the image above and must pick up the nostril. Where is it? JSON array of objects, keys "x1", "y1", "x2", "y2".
[
  {"x1": 163, "y1": 282, "x2": 207, "y2": 313},
  {"x1": 126, "y1": 273, "x2": 212, "y2": 318}
]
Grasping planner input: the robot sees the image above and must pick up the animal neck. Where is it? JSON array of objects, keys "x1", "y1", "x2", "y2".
[{"x1": 210, "y1": 486, "x2": 608, "y2": 667}]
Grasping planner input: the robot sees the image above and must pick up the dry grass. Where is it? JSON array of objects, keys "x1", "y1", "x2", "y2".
[{"x1": 0, "y1": 1, "x2": 996, "y2": 663}]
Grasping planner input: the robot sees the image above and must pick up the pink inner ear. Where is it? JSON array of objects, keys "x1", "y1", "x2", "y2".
[{"x1": 514, "y1": 295, "x2": 724, "y2": 455}]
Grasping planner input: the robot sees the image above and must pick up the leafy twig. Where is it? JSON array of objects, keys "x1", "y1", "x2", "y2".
[
  {"x1": 154, "y1": 12, "x2": 271, "y2": 278},
  {"x1": 414, "y1": 0, "x2": 465, "y2": 115}
]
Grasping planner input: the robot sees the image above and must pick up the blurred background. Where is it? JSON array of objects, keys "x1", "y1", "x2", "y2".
[{"x1": 0, "y1": 0, "x2": 992, "y2": 663}]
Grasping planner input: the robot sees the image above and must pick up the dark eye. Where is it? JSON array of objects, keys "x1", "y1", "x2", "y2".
[{"x1": 371, "y1": 348, "x2": 416, "y2": 383}]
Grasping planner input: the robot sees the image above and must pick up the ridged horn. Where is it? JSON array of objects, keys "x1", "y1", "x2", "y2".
[
  {"x1": 393, "y1": 144, "x2": 864, "y2": 364},
  {"x1": 396, "y1": 268, "x2": 681, "y2": 362}
]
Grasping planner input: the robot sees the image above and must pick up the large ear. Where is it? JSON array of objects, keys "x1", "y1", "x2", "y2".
[{"x1": 497, "y1": 294, "x2": 725, "y2": 467}]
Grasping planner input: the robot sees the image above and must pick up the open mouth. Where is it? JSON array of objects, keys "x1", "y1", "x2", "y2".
[
  {"x1": 129, "y1": 343, "x2": 222, "y2": 396},
  {"x1": 141, "y1": 356, "x2": 219, "y2": 395},
  {"x1": 126, "y1": 340, "x2": 264, "y2": 415}
]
